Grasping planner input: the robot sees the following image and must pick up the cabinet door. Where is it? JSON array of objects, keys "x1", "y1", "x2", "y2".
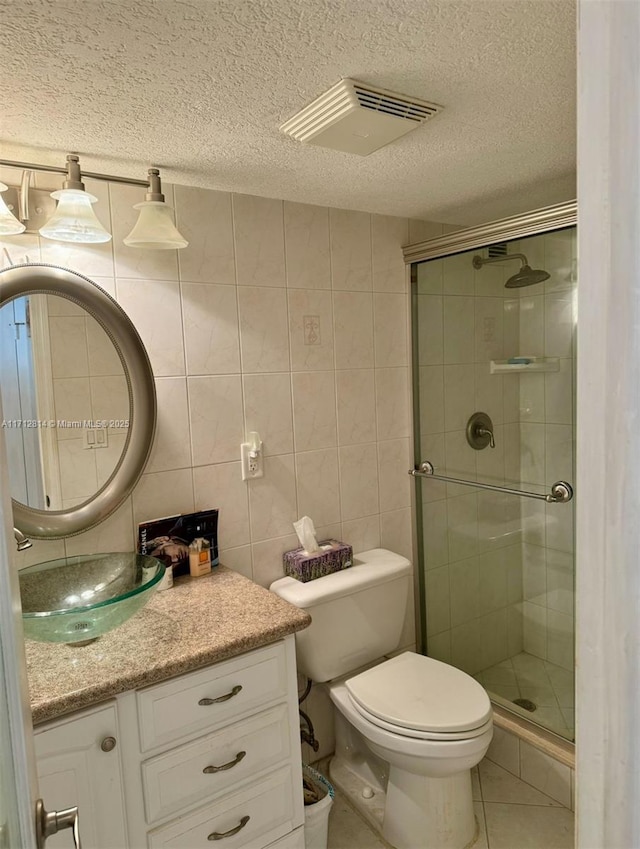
[{"x1": 34, "y1": 702, "x2": 128, "y2": 849}]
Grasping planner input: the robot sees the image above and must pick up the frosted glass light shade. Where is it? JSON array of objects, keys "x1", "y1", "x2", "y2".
[
  {"x1": 40, "y1": 189, "x2": 112, "y2": 243},
  {"x1": 123, "y1": 201, "x2": 188, "y2": 250},
  {"x1": 0, "y1": 182, "x2": 26, "y2": 235}
]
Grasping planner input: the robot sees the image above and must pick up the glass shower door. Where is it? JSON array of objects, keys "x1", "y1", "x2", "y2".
[{"x1": 412, "y1": 226, "x2": 576, "y2": 741}]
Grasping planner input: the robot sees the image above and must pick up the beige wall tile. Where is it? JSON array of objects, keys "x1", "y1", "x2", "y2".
[
  {"x1": 146, "y1": 377, "x2": 192, "y2": 473},
  {"x1": 295, "y1": 448, "x2": 340, "y2": 527},
  {"x1": 291, "y1": 371, "x2": 337, "y2": 451},
  {"x1": 175, "y1": 186, "x2": 235, "y2": 285},
  {"x1": 182, "y1": 283, "x2": 241, "y2": 375},
  {"x1": 373, "y1": 293, "x2": 408, "y2": 368},
  {"x1": 132, "y1": 468, "x2": 195, "y2": 527},
  {"x1": 371, "y1": 214, "x2": 408, "y2": 293},
  {"x1": 380, "y1": 508, "x2": 412, "y2": 561},
  {"x1": 193, "y1": 461, "x2": 250, "y2": 550},
  {"x1": 288, "y1": 289, "x2": 334, "y2": 371},
  {"x1": 248, "y1": 454, "x2": 297, "y2": 541},
  {"x1": 336, "y1": 369, "x2": 376, "y2": 446},
  {"x1": 377, "y1": 438, "x2": 411, "y2": 512},
  {"x1": 343, "y1": 515, "x2": 381, "y2": 554},
  {"x1": 329, "y1": 208, "x2": 372, "y2": 291},
  {"x1": 338, "y1": 443, "x2": 379, "y2": 520},
  {"x1": 284, "y1": 202, "x2": 330, "y2": 289},
  {"x1": 333, "y1": 291, "x2": 374, "y2": 369},
  {"x1": 188, "y1": 375, "x2": 244, "y2": 465},
  {"x1": 238, "y1": 286, "x2": 289, "y2": 372},
  {"x1": 375, "y1": 367, "x2": 409, "y2": 441},
  {"x1": 242, "y1": 373, "x2": 293, "y2": 456},
  {"x1": 233, "y1": 194, "x2": 285, "y2": 287}
]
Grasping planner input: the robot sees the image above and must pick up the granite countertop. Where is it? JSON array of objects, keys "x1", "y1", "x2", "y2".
[{"x1": 26, "y1": 565, "x2": 311, "y2": 725}]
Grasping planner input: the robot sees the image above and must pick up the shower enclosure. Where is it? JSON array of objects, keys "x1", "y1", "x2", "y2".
[{"x1": 407, "y1": 202, "x2": 576, "y2": 742}]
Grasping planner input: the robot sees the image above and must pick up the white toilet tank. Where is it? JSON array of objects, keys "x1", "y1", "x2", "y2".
[{"x1": 270, "y1": 548, "x2": 412, "y2": 682}]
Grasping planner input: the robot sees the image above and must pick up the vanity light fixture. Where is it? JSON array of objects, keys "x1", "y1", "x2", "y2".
[
  {"x1": 123, "y1": 168, "x2": 188, "y2": 250},
  {"x1": 0, "y1": 182, "x2": 26, "y2": 235},
  {"x1": 0, "y1": 155, "x2": 188, "y2": 250},
  {"x1": 39, "y1": 155, "x2": 112, "y2": 244}
]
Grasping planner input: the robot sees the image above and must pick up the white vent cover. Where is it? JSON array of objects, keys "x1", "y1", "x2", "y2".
[{"x1": 280, "y1": 78, "x2": 442, "y2": 156}]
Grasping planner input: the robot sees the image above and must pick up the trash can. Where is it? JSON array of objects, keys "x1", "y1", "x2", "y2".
[{"x1": 303, "y1": 763, "x2": 334, "y2": 849}]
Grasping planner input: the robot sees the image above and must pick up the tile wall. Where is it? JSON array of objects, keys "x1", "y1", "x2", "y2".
[
  {"x1": 2, "y1": 166, "x2": 445, "y2": 657},
  {"x1": 416, "y1": 227, "x2": 577, "y2": 692},
  {"x1": 416, "y1": 252, "x2": 524, "y2": 674},
  {"x1": 517, "y1": 229, "x2": 576, "y2": 673}
]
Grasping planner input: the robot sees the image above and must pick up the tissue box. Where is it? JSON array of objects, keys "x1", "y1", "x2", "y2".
[{"x1": 283, "y1": 539, "x2": 353, "y2": 583}]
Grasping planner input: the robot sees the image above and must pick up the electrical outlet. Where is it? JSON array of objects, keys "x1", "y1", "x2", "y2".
[{"x1": 241, "y1": 433, "x2": 264, "y2": 480}]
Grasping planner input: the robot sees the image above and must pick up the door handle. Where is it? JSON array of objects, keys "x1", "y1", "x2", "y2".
[{"x1": 35, "y1": 799, "x2": 81, "y2": 849}]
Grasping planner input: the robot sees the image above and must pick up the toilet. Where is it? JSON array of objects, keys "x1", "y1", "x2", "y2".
[{"x1": 270, "y1": 548, "x2": 493, "y2": 849}]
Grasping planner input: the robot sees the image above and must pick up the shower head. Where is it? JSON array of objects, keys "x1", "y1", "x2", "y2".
[
  {"x1": 505, "y1": 265, "x2": 550, "y2": 289},
  {"x1": 472, "y1": 253, "x2": 550, "y2": 289}
]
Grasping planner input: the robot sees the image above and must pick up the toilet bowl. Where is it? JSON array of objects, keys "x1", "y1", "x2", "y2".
[{"x1": 270, "y1": 549, "x2": 493, "y2": 849}]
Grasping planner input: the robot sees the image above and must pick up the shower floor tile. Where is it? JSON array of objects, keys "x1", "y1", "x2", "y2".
[{"x1": 477, "y1": 652, "x2": 574, "y2": 738}]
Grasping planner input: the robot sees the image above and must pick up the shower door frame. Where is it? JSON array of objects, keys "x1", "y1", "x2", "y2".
[{"x1": 404, "y1": 199, "x2": 577, "y2": 742}]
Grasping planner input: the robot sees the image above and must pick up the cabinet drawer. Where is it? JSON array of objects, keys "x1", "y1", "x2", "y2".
[
  {"x1": 147, "y1": 766, "x2": 296, "y2": 849},
  {"x1": 142, "y1": 704, "x2": 291, "y2": 823},
  {"x1": 137, "y1": 642, "x2": 288, "y2": 751},
  {"x1": 264, "y1": 827, "x2": 305, "y2": 849}
]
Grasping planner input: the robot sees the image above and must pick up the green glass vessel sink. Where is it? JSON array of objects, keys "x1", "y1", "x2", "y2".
[{"x1": 19, "y1": 552, "x2": 165, "y2": 644}]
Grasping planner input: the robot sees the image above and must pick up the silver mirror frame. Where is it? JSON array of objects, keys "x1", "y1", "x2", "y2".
[{"x1": 0, "y1": 264, "x2": 156, "y2": 539}]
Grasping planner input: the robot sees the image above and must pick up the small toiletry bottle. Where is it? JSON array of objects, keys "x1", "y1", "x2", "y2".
[
  {"x1": 158, "y1": 563, "x2": 173, "y2": 591},
  {"x1": 189, "y1": 538, "x2": 212, "y2": 577}
]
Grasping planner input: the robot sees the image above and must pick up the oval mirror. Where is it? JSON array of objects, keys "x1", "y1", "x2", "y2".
[{"x1": 0, "y1": 264, "x2": 156, "y2": 538}]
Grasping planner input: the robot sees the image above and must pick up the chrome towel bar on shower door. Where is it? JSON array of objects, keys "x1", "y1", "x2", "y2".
[{"x1": 408, "y1": 461, "x2": 573, "y2": 504}]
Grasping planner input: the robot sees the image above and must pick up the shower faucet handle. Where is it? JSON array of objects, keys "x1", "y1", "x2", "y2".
[{"x1": 478, "y1": 427, "x2": 495, "y2": 449}]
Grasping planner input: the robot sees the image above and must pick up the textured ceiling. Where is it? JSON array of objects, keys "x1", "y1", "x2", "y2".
[{"x1": 0, "y1": 0, "x2": 576, "y2": 225}]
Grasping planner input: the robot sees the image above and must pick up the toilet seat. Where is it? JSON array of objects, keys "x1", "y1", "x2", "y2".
[
  {"x1": 345, "y1": 651, "x2": 492, "y2": 738},
  {"x1": 348, "y1": 696, "x2": 493, "y2": 741}
]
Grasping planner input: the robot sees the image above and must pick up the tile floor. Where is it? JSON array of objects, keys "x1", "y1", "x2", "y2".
[
  {"x1": 475, "y1": 652, "x2": 574, "y2": 739},
  {"x1": 326, "y1": 756, "x2": 574, "y2": 849}
]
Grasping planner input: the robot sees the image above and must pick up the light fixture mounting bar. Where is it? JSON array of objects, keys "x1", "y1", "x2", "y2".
[{"x1": 0, "y1": 158, "x2": 151, "y2": 188}]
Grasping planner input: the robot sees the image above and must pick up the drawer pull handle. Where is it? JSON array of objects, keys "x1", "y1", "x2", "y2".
[
  {"x1": 203, "y1": 750, "x2": 246, "y2": 774},
  {"x1": 199, "y1": 685, "x2": 242, "y2": 706},
  {"x1": 208, "y1": 815, "x2": 250, "y2": 841}
]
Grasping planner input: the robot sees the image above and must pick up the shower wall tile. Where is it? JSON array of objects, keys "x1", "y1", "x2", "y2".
[
  {"x1": 443, "y1": 296, "x2": 475, "y2": 364},
  {"x1": 418, "y1": 366, "x2": 445, "y2": 435},
  {"x1": 283, "y1": 202, "x2": 331, "y2": 289},
  {"x1": 426, "y1": 565, "x2": 451, "y2": 636},
  {"x1": 544, "y1": 359, "x2": 573, "y2": 425},
  {"x1": 544, "y1": 295, "x2": 574, "y2": 358},
  {"x1": 444, "y1": 364, "x2": 476, "y2": 431},
  {"x1": 416, "y1": 257, "x2": 444, "y2": 295},
  {"x1": 175, "y1": 186, "x2": 235, "y2": 285},
  {"x1": 233, "y1": 194, "x2": 285, "y2": 287},
  {"x1": 417, "y1": 295, "x2": 444, "y2": 365},
  {"x1": 443, "y1": 251, "x2": 475, "y2": 296},
  {"x1": 474, "y1": 297, "x2": 504, "y2": 362}
]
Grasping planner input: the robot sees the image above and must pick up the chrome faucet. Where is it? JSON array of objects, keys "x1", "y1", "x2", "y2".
[{"x1": 14, "y1": 528, "x2": 32, "y2": 551}]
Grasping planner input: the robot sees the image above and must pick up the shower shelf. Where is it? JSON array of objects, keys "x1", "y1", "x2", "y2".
[{"x1": 490, "y1": 357, "x2": 560, "y2": 374}]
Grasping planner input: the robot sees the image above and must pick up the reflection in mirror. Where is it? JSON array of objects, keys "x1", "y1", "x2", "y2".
[{"x1": 0, "y1": 293, "x2": 130, "y2": 511}]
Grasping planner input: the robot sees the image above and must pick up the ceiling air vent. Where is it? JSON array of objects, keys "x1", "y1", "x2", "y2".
[
  {"x1": 487, "y1": 242, "x2": 509, "y2": 258},
  {"x1": 280, "y1": 78, "x2": 442, "y2": 156}
]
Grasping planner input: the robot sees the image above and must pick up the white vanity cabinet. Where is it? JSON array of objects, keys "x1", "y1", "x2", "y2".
[
  {"x1": 34, "y1": 701, "x2": 128, "y2": 849},
  {"x1": 34, "y1": 636, "x2": 305, "y2": 849}
]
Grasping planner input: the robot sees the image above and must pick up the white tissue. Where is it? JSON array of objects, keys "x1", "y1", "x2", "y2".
[{"x1": 293, "y1": 516, "x2": 321, "y2": 555}]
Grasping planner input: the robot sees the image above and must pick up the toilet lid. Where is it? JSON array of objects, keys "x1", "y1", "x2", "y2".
[{"x1": 345, "y1": 652, "x2": 492, "y2": 734}]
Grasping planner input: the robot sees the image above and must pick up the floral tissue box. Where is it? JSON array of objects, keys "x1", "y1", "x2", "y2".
[{"x1": 283, "y1": 540, "x2": 353, "y2": 583}]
